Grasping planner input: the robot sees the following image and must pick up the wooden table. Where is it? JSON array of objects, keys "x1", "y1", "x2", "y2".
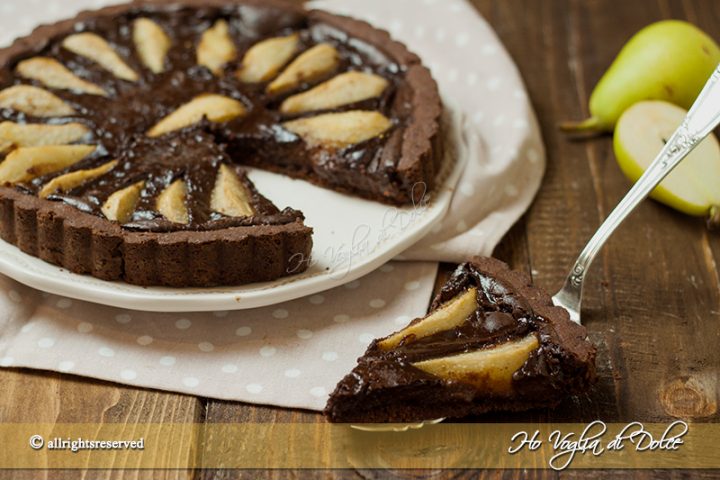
[{"x1": 2, "y1": 0, "x2": 720, "y2": 478}]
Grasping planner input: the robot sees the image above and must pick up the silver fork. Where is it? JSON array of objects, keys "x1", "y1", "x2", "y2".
[{"x1": 553, "y1": 64, "x2": 720, "y2": 324}]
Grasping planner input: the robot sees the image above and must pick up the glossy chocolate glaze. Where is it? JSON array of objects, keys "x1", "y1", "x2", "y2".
[{"x1": 0, "y1": 3, "x2": 409, "y2": 231}]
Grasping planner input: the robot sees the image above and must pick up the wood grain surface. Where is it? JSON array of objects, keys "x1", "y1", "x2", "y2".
[{"x1": 1, "y1": 0, "x2": 720, "y2": 478}]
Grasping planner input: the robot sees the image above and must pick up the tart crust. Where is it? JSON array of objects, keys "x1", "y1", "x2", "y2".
[{"x1": 0, "y1": 186, "x2": 312, "y2": 287}]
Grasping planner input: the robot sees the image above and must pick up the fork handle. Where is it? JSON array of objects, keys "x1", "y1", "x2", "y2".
[{"x1": 556, "y1": 64, "x2": 720, "y2": 323}]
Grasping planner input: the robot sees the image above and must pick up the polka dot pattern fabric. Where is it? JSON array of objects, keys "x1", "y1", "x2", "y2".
[
  {"x1": 0, "y1": 263, "x2": 438, "y2": 410},
  {"x1": 0, "y1": 0, "x2": 545, "y2": 411}
]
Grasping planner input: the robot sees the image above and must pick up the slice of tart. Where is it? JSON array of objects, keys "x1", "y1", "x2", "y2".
[{"x1": 324, "y1": 257, "x2": 597, "y2": 423}]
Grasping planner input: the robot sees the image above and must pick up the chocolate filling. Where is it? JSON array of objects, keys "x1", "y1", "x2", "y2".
[{"x1": 0, "y1": 3, "x2": 421, "y2": 232}]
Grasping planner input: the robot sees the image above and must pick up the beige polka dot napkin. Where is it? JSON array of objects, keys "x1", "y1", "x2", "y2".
[
  {"x1": 0, "y1": 0, "x2": 545, "y2": 411},
  {"x1": 0, "y1": 262, "x2": 439, "y2": 409}
]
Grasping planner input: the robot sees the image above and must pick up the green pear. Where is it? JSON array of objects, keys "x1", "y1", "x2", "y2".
[
  {"x1": 614, "y1": 100, "x2": 720, "y2": 228},
  {"x1": 563, "y1": 20, "x2": 720, "y2": 135}
]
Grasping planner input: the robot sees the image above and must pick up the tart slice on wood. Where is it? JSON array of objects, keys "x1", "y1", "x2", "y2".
[{"x1": 325, "y1": 257, "x2": 597, "y2": 423}]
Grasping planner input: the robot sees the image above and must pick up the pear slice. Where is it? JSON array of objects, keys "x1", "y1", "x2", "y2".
[
  {"x1": 16, "y1": 58, "x2": 107, "y2": 96},
  {"x1": 283, "y1": 110, "x2": 392, "y2": 149},
  {"x1": 101, "y1": 180, "x2": 144, "y2": 223},
  {"x1": 210, "y1": 164, "x2": 255, "y2": 217},
  {"x1": 157, "y1": 179, "x2": 189, "y2": 224},
  {"x1": 412, "y1": 334, "x2": 540, "y2": 395},
  {"x1": 0, "y1": 122, "x2": 90, "y2": 154},
  {"x1": 62, "y1": 33, "x2": 138, "y2": 82},
  {"x1": 39, "y1": 159, "x2": 117, "y2": 198},
  {"x1": 197, "y1": 20, "x2": 237, "y2": 75},
  {"x1": 0, "y1": 85, "x2": 77, "y2": 117},
  {"x1": 133, "y1": 18, "x2": 172, "y2": 74},
  {"x1": 236, "y1": 34, "x2": 299, "y2": 84},
  {"x1": 0, "y1": 145, "x2": 96, "y2": 184},
  {"x1": 147, "y1": 94, "x2": 247, "y2": 137},
  {"x1": 378, "y1": 288, "x2": 478, "y2": 351},
  {"x1": 267, "y1": 43, "x2": 339, "y2": 95},
  {"x1": 614, "y1": 101, "x2": 720, "y2": 225},
  {"x1": 280, "y1": 71, "x2": 389, "y2": 115}
]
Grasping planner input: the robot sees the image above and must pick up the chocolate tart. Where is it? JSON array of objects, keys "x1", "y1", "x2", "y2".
[
  {"x1": 324, "y1": 257, "x2": 597, "y2": 423},
  {"x1": 0, "y1": 0, "x2": 442, "y2": 287}
]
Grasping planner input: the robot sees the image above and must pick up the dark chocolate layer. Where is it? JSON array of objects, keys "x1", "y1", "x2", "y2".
[{"x1": 324, "y1": 257, "x2": 597, "y2": 423}]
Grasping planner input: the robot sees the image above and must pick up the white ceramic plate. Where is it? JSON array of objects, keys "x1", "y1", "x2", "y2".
[{"x1": 0, "y1": 113, "x2": 465, "y2": 312}]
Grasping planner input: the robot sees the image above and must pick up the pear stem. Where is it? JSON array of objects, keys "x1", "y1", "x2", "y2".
[
  {"x1": 708, "y1": 205, "x2": 720, "y2": 231},
  {"x1": 559, "y1": 117, "x2": 604, "y2": 137}
]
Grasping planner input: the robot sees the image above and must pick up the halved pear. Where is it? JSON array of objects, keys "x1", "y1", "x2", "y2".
[
  {"x1": 0, "y1": 122, "x2": 90, "y2": 153},
  {"x1": 133, "y1": 18, "x2": 172, "y2": 74},
  {"x1": 16, "y1": 57, "x2": 107, "y2": 96},
  {"x1": 379, "y1": 288, "x2": 478, "y2": 350},
  {"x1": 614, "y1": 100, "x2": 720, "y2": 226},
  {"x1": 197, "y1": 20, "x2": 237, "y2": 75},
  {"x1": 157, "y1": 179, "x2": 189, "y2": 224},
  {"x1": 147, "y1": 94, "x2": 247, "y2": 137},
  {"x1": 267, "y1": 43, "x2": 339, "y2": 94},
  {"x1": 101, "y1": 180, "x2": 144, "y2": 223},
  {"x1": 0, "y1": 145, "x2": 96, "y2": 184},
  {"x1": 39, "y1": 159, "x2": 117, "y2": 198},
  {"x1": 412, "y1": 334, "x2": 540, "y2": 395},
  {"x1": 210, "y1": 164, "x2": 254, "y2": 217},
  {"x1": 283, "y1": 110, "x2": 392, "y2": 149},
  {"x1": 62, "y1": 33, "x2": 138, "y2": 82},
  {"x1": 280, "y1": 71, "x2": 389, "y2": 115},
  {"x1": 236, "y1": 34, "x2": 299, "y2": 83},
  {"x1": 0, "y1": 85, "x2": 77, "y2": 117}
]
